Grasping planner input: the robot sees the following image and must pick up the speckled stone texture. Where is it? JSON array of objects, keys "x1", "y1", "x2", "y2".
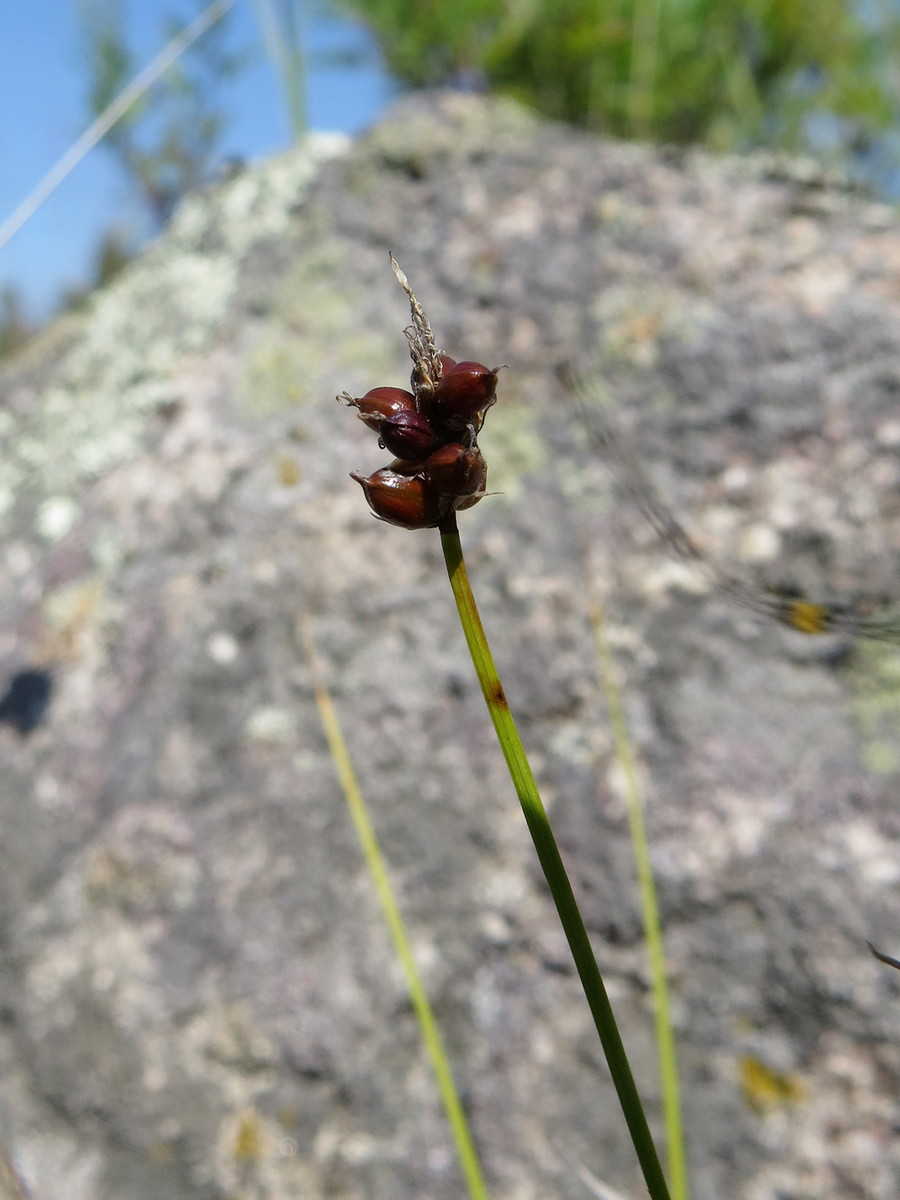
[{"x1": 1, "y1": 91, "x2": 900, "y2": 1200}]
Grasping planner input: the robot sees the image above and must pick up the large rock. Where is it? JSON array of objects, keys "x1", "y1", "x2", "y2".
[{"x1": 1, "y1": 91, "x2": 899, "y2": 1200}]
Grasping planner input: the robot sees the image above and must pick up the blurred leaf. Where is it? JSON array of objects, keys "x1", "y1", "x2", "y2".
[
  {"x1": 334, "y1": 0, "x2": 900, "y2": 173},
  {"x1": 0, "y1": 286, "x2": 32, "y2": 362}
]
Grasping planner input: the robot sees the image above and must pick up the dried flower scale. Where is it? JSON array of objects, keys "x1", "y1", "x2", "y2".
[{"x1": 338, "y1": 257, "x2": 497, "y2": 530}]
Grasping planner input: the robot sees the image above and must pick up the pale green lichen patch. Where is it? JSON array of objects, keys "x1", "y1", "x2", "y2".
[
  {"x1": 238, "y1": 321, "x2": 394, "y2": 418},
  {"x1": 167, "y1": 133, "x2": 349, "y2": 256},
  {"x1": 364, "y1": 91, "x2": 534, "y2": 170},
  {"x1": 0, "y1": 134, "x2": 350, "y2": 519},
  {"x1": 590, "y1": 282, "x2": 715, "y2": 370},
  {"x1": 235, "y1": 239, "x2": 396, "y2": 417},
  {"x1": 477, "y1": 397, "x2": 551, "y2": 505},
  {"x1": 244, "y1": 706, "x2": 295, "y2": 744},
  {"x1": 238, "y1": 340, "x2": 315, "y2": 416},
  {"x1": 849, "y1": 643, "x2": 900, "y2": 775}
]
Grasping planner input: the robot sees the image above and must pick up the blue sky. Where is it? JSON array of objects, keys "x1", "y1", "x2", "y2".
[{"x1": 0, "y1": 2, "x2": 396, "y2": 321}]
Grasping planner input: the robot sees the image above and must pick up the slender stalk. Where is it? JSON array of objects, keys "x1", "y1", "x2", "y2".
[
  {"x1": 253, "y1": 0, "x2": 307, "y2": 139},
  {"x1": 301, "y1": 620, "x2": 491, "y2": 1200},
  {"x1": 589, "y1": 600, "x2": 688, "y2": 1200},
  {"x1": 626, "y1": 0, "x2": 662, "y2": 138},
  {"x1": 438, "y1": 513, "x2": 671, "y2": 1200},
  {"x1": 0, "y1": 0, "x2": 237, "y2": 252},
  {"x1": 280, "y1": 0, "x2": 308, "y2": 139}
]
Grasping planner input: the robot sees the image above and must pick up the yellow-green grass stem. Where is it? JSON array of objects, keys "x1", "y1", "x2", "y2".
[
  {"x1": 253, "y1": 0, "x2": 307, "y2": 138},
  {"x1": 589, "y1": 600, "x2": 688, "y2": 1200},
  {"x1": 302, "y1": 621, "x2": 491, "y2": 1200},
  {"x1": 626, "y1": 0, "x2": 662, "y2": 138},
  {"x1": 439, "y1": 514, "x2": 671, "y2": 1200}
]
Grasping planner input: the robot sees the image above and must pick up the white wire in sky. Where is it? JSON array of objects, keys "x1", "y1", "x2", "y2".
[{"x1": 0, "y1": 0, "x2": 239, "y2": 254}]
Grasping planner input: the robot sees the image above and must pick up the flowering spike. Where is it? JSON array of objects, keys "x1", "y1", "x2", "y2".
[{"x1": 339, "y1": 260, "x2": 499, "y2": 529}]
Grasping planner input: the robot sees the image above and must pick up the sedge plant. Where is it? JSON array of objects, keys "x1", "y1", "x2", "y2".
[{"x1": 336, "y1": 257, "x2": 672, "y2": 1200}]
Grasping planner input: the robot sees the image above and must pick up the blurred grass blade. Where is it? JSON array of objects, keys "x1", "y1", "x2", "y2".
[
  {"x1": 300, "y1": 618, "x2": 491, "y2": 1200},
  {"x1": 438, "y1": 512, "x2": 671, "y2": 1200},
  {"x1": 627, "y1": 0, "x2": 661, "y2": 137},
  {"x1": 0, "y1": 1145, "x2": 32, "y2": 1200},
  {"x1": 0, "y1": 0, "x2": 237, "y2": 252},
  {"x1": 253, "y1": 0, "x2": 307, "y2": 138},
  {"x1": 588, "y1": 598, "x2": 688, "y2": 1200}
]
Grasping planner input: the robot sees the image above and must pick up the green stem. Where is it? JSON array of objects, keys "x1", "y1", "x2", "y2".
[
  {"x1": 279, "y1": 0, "x2": 308, "y2": 139},
  {"x1": 254, "y1": 0, "x2": 307, "y2": 139},
  {"x1": 627, "y1": 0, "x2": 662, "y2": 138},
  {"x1": 438, "y1": 513, "x2": 671, "y2": 1200}
]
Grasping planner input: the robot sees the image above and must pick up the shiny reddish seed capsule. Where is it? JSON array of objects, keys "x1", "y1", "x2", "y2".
[
  {"x1": 345, "y1": 386, "x2": 417, "y2": 432},
  {"x1": 385, "y1": 457, "x2": 424, "y2": 475},
  {"x1": 431, "y1": 361, "x2": 498, "y2": 420},
  {"x1": 379, "y1": 410, "x2": 439, "y2": 461},
  {"x1": 424, "y1": 443, "x2": 487, "y2": 498},
  {"x1": 351, "y1": 467, "x2": 450, "y2": 529}
]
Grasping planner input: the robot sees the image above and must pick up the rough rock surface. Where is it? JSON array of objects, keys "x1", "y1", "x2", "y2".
[{"x1": 2, "y1": 92, "x2": 900, "y2": 1200}]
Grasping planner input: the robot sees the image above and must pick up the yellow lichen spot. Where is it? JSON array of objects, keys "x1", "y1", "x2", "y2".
[
  {"x1": 739, "y1": 1055, "x2": 805, "y2": 1112},
  {"x1": 233, "y1": 1108, "x2": 263, "y2": 1163},
  {"x1": 40, "y1": 576, "x2": 106, "y2": 661},
  {"x1": 276, "y1": 1105, "x2": 299, "y2": 1129},
  {"x1": 787, "y1": 600, "x2": 828, "y2": 635},
  {"x1": 276, "y1": 454, "x2": 301, "y2": 487}
]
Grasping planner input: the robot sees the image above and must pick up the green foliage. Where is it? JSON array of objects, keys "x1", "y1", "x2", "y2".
[
  {"x1": 77, "y1": 0, "x2": 245, "y2": 227},
  {"x1": 60, "y1": 228, "x2": 134, "y2": 314},
  {"x1": 332, "y1": 0, "x2": 900, "y2": 157}
]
